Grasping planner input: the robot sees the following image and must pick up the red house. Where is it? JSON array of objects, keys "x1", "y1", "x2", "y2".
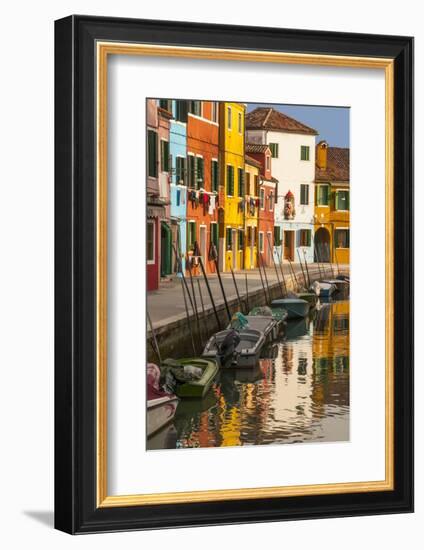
[
  {"x1": 146, "y1": 99, "x2": 165, "y2": 291},
  {"x1": 185, "y1": 100, "x2": 221, "y2": 274},
  {"x1": 245, "y1": 143, "x2": 278, "y2": 267}
]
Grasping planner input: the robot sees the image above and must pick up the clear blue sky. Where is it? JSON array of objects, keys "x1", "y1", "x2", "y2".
[{"x1": 246, "y1": 103, "x2": 350, "y2": 148}]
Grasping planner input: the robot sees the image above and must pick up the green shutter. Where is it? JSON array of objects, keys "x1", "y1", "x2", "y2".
[
  {"x1": 238, "y1": 168, "x2": 244, "y2": 197},
  {"x1": 227, "y1": 165, "x2": 234, "y2": 195},
  {"x1": 196, "y1": 157, "x2": 204, "y2": 188},
  {"x1": 211, "y1": 160, "x2": 218, "y2": 192},
  {"x1": 148, "y1": 131, "x2": 158, "y2": 178}
]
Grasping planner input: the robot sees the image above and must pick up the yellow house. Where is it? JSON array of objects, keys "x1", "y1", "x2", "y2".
[
  {"x1": 219, "y1": 102, "x2": 246, "y2": 271},
  {"x1": 314, "y1": 141, "x2": 350, "y2": 266},
  {"x1": 244, "y1": 156, "x2": 260, "y2": 269}
]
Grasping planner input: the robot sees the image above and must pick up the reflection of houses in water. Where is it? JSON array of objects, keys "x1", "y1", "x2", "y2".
[
  {"x1": 312, "y1": 300, "x2": 350, "y2": 410},
  {"x1": 272, "y1": 325, "x2": 314, "y2": 425}
]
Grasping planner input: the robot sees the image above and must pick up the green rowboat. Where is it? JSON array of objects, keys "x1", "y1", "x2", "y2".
[{"x1": 161, "y1": 358, "x2": 219, "y2": 398}]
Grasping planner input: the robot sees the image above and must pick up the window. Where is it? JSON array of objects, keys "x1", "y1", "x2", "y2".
[
  {"x1": 226, "y1": 227, "x2": 233, "y2": 250},
  {"x1": 188, "y1": 101, "x2": 201, "y2": 116},
  {"x1": 227, "y1": 106, "x2": 232, "y2": 130},
  {"x1": 160, "y1": 140, "x2": 169, "y2": 172},
  {"x1": 210, "y1": 223, "x2": 219, "y2": 248},
  {"x1": 267, "y1": 232, "x2": 273, "y2": 249},
  {"x1": 147, "y1": 221, "x2": 155, "y2": 263},
  {"x1": 211, "y1": 159, "x2": 219, "y2": 192},
  {"x1": 334, "y1": 229, "x2": 350, "y2": 248},
  {"x1": 335, "y1": 190, "x2": 350, "y2": 211},
  {"x1": 226, "y1": 165, "x2": 234, "y2": 196},
  {"x1": 274, "y1": 226, "x2": 281, "y2": 246},
  {"x1": 147, "y1": 130, "x2": 158, "y2": 177},
  {"x1": 238, "y1": 229, "x2": 244, "y2": 249},
  {"x1": 300, "y1": 145, "x2": 310, "y2": 161},
  {"x1": 159, "y1": 99, "x2": 171, "y2": 111},
  {"x1": 298, "y1": 229, "x2": 311, "y2": 247},
  {"x1": 269, "y1": 143, "x2": 279, "y2": 158},
  {"x1": 317, "y1": 184, "x2": 330, "y2": 206},
  {"x1": 254, "y1": 175, "x2": 259, "y2": 196},
  {"x1": 187, "y1": 221, "x2": 196, "y2": 250},
  {"x1": 259, "y1": 232, "x2": 264, "y2": 253},
  {"x1": 187, "y1": 155, "x2": 195, "y2": 188},
  {"x1": 211, "y1": 102, "x2": 219, "y2": 123},
  {"x1": 196, "y1": 157, "x2": 204, "y2": 188},
  {"x1": 266, "y1": 155, "x2": 270, "y2": 171},
  {"x1": 260, "y1": 188, "x2": 265, "y2": 209},
  {"x1": 245, "y1": 171, "x2": 251, "y2": 194},
  {"x1": 175, "y1": 100, "x2": 188, "y2": 122},
  {"x1": 238, "y1": 112, "x2": 242, "y2": 133},
  {"x1": 176, "y1": 189, "x2": 181, "y2": 206},
  {"x1": 238, "y1": 168, "x2": 244, "y2": 197},
  {"x1": 176, "y1": 156, "x2": 186, "y2": 185},
  {"x1": 300, "y1": 184, "x2": 309, "y2": 205},
  {"x1": 269, "y1": 191, "x2": 274, "y2": 211}
]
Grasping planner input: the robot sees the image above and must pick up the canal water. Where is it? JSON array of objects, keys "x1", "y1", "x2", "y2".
[{"x1": 147, "y1": 298, "x2": 350, "y2": 450}]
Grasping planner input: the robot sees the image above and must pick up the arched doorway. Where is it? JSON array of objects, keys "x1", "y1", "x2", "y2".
[{"x1": 314, "y1": 227, "x2": 331, "y2": 262}]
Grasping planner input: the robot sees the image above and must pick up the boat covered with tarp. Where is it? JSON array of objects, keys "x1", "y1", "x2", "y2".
[
  {"x1": 310, "y1": 280, "x2": 336, "y2": 297},
  {"x1": 161, "y1": 357, "x2": 218, "y2": 398}
]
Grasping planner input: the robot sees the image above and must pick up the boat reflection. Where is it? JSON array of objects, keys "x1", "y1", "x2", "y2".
[{"x1": 147, "y1": 299, "x2": 350, "y2": 450}]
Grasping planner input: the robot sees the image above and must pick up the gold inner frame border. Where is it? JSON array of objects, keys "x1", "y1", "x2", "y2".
[{"x1": 96, "y1": 42, "x2": 394, "y2": 508}]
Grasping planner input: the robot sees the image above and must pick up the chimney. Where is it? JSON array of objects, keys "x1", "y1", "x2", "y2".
[{"x1": 316, "y1": 140, "x2": 328, "y2": 170}]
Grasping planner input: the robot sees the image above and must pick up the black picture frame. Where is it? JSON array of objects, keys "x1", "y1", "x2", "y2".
[{"x1": 55, "y1": 15, "x2": 414, "y2": 534}]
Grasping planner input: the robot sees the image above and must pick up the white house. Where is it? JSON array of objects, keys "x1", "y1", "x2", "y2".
[{"x1": 246, "y1": 107, "x2": 317, "y2": 265}]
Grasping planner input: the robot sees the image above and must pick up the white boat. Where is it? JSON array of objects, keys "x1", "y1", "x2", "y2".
[
  {"x1": 322, "y1": 279, "x2": 350, "y2": 293},
  {"x1": 310, "y1": 280, "x2": 336, "y2": 297},
  {"x1": 147, "y1": 394, "x2": 179, "y2": 438},
  {"x1": 147, "y1": 363, "x2": 178, "y2": 438}
]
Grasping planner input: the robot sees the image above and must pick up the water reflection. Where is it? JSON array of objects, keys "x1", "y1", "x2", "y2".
[{"x1": 147, "y1": 299, "x2": 349, "y2": 450}]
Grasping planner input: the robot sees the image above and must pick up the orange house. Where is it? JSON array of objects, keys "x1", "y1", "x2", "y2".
[{"x1": 185, "y1": 101, "x2": 221, "y2": 274}]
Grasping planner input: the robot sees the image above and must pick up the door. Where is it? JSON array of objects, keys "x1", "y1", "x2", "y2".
[
  {"x1": 199, "y1": 226, "x2": 207, "y2": 262},
  {"x1": 284, "y1": 230, "x2": 294, "y2": 261},
  {"x1": 250, "y1": 227, "x2": 255, "y2": 269},
  {"x1": 232, "y1": 229, "x2": 237, "y2": 269},
  {"x1": 314, "y1": 227, "x2": 331, "y2": 262}
]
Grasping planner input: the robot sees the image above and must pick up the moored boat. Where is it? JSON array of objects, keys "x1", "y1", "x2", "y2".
[
  {"x1": 270, "y1": 298, "x2": 310, "y2": 320},
  {"x1": 310, "y1": 280, "x2": 336, "y2": 297},
  {"x1": 322, "y1": 279, "x2": 349, "y2": 293},
  {"x1": 229, "y1": 311, "x2": 281, "y2": 342},
  {"x1": 147, "y1": 363, "x2": 179, "y2": 437},
  {"x1": 161, "y1": 357, "x2": 219, "y2": 398},
  {"x1": 249, "y1": 305, "x2": 288, "y2": 322},
  {"x1": 203, "y1": 328, "x2": 265, "y2": 368}
]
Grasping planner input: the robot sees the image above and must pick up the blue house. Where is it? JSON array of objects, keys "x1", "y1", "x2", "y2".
[{"x1": 169, "y1": 101, "x2": 187, "y2": 273}]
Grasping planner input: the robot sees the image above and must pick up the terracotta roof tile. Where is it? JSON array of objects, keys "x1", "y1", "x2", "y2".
[
  {"x1": 246, "y1": 143, "x2": 270, "y2": 154},
  {"x1": 246, "y1": 107, "x2": 318, "y2": 135},
  {"x1": 315, "y1": 147, "x2": 350, "y2": 183},
  {"x1": 245, "y1": 154, "x2": 262, "y2": 168}
]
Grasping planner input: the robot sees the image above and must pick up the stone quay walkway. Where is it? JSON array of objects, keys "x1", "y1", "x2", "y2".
[{"x1": 148, "y1": 263, "x2": 348, "y2": 329}]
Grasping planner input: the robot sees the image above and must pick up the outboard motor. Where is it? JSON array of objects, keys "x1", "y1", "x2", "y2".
[{"x1": 217, "y1": 329, "x2": 240, "y2": 368}]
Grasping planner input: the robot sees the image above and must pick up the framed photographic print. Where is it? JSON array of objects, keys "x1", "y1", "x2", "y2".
[{"x1": 54, "y1": 15, "x2": 414, "y2": 533}]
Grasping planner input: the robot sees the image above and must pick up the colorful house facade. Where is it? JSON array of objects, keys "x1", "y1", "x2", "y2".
[
  {"x1": 219, "y1": 102, "x2": 246, "y2": 272},
  {"x1": 314, "y1": 141, "x2": 350, "y2": 265},
  {"x1": 146, "y1": 99, "x2": 166, "y2": 291},
  {"x1": 244, "y1": 155, "x2": 261, "y2": 269},
  {"x1": 245, "y1": 144, "x2": 277, "y2": 267},
  {"x1": 186, "y1": 100, "x2": 220, "y2": 274},
  {"x1": 168, "y1": 99, "x2": 188, "y2": 274},
  {"x1": 246, "y1": 107, "x2": 317, "y2": 265},
  {"x1": 156, "y1": 104, "x2": 173, "y2": 278}
]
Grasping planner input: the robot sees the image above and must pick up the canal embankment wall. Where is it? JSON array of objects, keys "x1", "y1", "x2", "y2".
[{"x1": 147, "y1": 266, "x2": 349, "y2": 362}]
